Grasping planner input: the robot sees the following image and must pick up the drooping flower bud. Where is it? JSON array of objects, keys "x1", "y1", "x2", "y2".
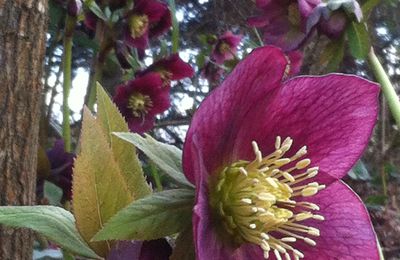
[{"x1": 67, "y1": 0, "x2": 82, "y2": 17}]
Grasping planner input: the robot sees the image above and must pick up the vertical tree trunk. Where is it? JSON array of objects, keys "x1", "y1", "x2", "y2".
[{"x1": 0, "y1": 0, "x2": 47, "y2": 259}]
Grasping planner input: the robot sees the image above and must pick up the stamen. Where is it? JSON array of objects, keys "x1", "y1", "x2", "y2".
[{"x1": 209, "y1": 137, "x2": 324, "y2": 259}]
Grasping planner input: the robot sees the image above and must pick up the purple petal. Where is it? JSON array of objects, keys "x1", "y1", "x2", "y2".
[
  {"x1": 183, "y1": 46, "x2": 288, "y2": 184},
  {"x1": 139, "y1": 239, "x2": 172, "y2": 260},
  {"x1": 241, "y1": 74, "x2": 379, "y2": 184},
  {"x1": 107, "y1": 239, "x2": 171, "y2": 260},
  {"x1": 107, "y1": 241, "x2": 143, "y2": 260},
  {"x1": 297, "y1": 181, "x2": 379, "y2": 259}
]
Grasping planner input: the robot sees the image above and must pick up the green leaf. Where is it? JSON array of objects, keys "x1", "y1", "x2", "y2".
[
  {"x1": 0, "y1": 206, "x2": 99, "y2": 259},
  {"x1": 366, "y1": 195, "x2": 387, "y2": 206},
  {"x1": 93, "y1": 189, "x2": 195, "y2": 241},
  {"x1": 362, "y1": 0, "x2": 381, "y2": 16},
  {"x1": 348, "y1": 160, "x2": 371, "y2": 180},
  {"x1": 346, "y1": 22, "x2": 371, "y2": 59},
  {"x1": 72, "y1": 108, "x2": 134, "y2": 256},
  {"x1": 114, "y1": 132, "x2": 194, "y2": 189},
  {"x1": 170, "y1": 224, "x2": 195, "y2": 260},
  {"x1": 43, "y1": 181, "x2": 63, "y2": 206},
  {"x1": 96, "y1": 84, "x2": 151, "y2": 199},
  {"x1": 319, "y1": 36, "x2": 345, "y2": 72},
  {"x1": 83, "y1": 0, "x2": 107, "y2": 21}
]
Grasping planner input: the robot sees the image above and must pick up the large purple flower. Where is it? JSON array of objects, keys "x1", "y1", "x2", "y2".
[
  {"x1": 113, "y1": 73, "x2": 170, "y2": 133},
  {"x1": 137, "y1": 54, "x2": 194, "y2": 86},
  {"x1": 124, "y1": 0, "x2": 171, "y2": 49},
  {"x1": 248, "y1": 0, "x2": 318, "y2": 51},
  {"x1": 182, "y1": 46, "x2": 379, "y2": 259},
  {"x1": 211, "y1": 31, "x2": 242, "y2": 65}
]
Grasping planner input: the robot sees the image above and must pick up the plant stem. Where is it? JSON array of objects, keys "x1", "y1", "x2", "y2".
[
  {"x1": 168, "y1": 0, "x2": 179, "y2": 53},
  {"x1": 368, "y1": 48, "x2": 400, "y2": 128},
  {"x1": 62, "y1": 15, "x2": 76, "y2": 152}
]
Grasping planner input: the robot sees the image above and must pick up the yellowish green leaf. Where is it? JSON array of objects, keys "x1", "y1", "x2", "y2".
[
  {"x1": 96, "y1": 84, "x2": 151, "y2": 198},
  {"x1": 72, "y1": 108, "x2": 133, "y2": 257}
]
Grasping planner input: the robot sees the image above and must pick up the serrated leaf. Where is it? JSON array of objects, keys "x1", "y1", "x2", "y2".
[
  {"x1": 72, "y1": 108, "x2": 134, "y2": 257},
  {"x1": 114, "y1": 132, "x2": 194, "y2": 189},
  {"x1": 170, "y1": 224, "x2": 195, "y2": 260},
  {"x1": 0, "y1": 206, "x2": 99, "y2": 259},
  {"x1": 92, "y1": 189, "x2": 195, "y2": 241},
  {"x1": 346, "y1": 22, "x2": 371, "y2": 59},
  {"x1": 96, "y1": 84, "x2": 151, "y2": 199}
]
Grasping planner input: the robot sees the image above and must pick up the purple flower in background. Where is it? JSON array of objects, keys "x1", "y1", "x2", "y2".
[
  {"x1": 113, "y1": 73, "x2": 170, "y2": 133},
  {"x1": 124, "y1": 0, "x2": 172, "y2": 49},
  {"x1": 44, "y1": 140, "x2": 75, "y2": 202},
  {"x1": 137, "y1": 54, "x2": 194, "y2": 86},
  {"x1": 307, "y1": 0, "x2": 363, "y2": 39},
  {"x1": 182, "y1": 46, "x2": 380, "y2": 259},
  {"x1": 211, "y1": 31, "x2": 242, "y2": 64},
  {"x1": 248, "y1": 0, "x2": 315, "y2": 51},
  {"x1": 107, "y1": 239, "x2": 171, "y2": 260}
]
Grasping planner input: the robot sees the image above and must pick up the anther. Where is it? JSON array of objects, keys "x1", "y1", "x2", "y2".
[
  {"x1": 281, "y1": 237, "x2": 296, "y2": 242},
  {"x1": 295, "y1": 159, "x2": 311, "y2": 169},
  {"x1": 303, "y1": 238, "x2": 316, "y2": 246},
  {"x1": 241, "y1": 198, "x2": 252, "y2": 204},
  {"x1": 275, "y1": 136, "x2": 282, "y2": 149}
]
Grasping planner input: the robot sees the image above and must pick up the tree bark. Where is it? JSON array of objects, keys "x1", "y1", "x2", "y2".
[{"x1": 0, "y1": 0, "x2": 47, "y2": 259}]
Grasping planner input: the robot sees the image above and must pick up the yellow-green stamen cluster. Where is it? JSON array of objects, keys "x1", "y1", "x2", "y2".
[
  {"x1": 210, "y1": 137, "x2": 325, "y2": 260},
  {"x1": 127, "y1": 92, "x2": 153, "y2": 118},
  {"x1": 129, "y1": 14, "x2": 149, "y2": 38}
]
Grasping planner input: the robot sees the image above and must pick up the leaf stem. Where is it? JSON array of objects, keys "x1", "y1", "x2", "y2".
[
  {"x1": 62, "y1": 15, "x2": 76, "y2": 152},
  {"x1": 368, "y1": 48, "x2": 400, "y2": 128},
  {"x1": 168, "y1": 0, "x2": 179, "y2": 53}
]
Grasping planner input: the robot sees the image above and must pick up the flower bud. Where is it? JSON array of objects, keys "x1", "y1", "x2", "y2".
[{"x1": 67, "y1": 0, "x2": 82, "y2": 17}]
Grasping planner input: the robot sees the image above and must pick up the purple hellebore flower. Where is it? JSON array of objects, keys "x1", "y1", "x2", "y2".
[
  {"x1": 107, "y1": 239, "x2": 172, "y2": 260},
  {"x1": 182, "y1": 46, "x2": 380, "y2": 259},
  {"x1": 113, "y1": 72, "x2": 170, "y2": 133},
  {"x1": 46, "y1": 140, "x2": 75, "y2": 201},
  {"x1": 211, "y1": 31, "x2": 242, "y2": 65},
  {"x1": 248, "y1": 0, "x2": 320, "y2": 51},
  {"x1": 124, "y1": 0, "x2": 172, "y2": 50},
  {"x1": 137, "y1": 54, "x2": 194, "y2": 86}
]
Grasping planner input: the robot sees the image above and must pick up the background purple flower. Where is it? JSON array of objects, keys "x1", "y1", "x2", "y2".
[
  {"x1": 137, "y1": 54, "x2": 194, "y2": 86},
  {"x1": 113, "y1": 73, "x2": 170, "y2": 133},
  {"x1": 124, "y1": 0, "x2": 171, "y2": 50},
  {"x1": 107, "y1": 239, "x2": 172, "y2": 260},
  {"x1": 211, "y1": 31, "x2": 242, "y2": 64}
]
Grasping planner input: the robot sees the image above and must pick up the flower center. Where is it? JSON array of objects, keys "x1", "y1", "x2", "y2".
[
  {"x1": 209, "y1": 137, "x2": 325, "y2": 259},
  {"x1": 129, "y1": 14, "x2": 149, "y2": 38},
  {"x1": 127, "y1": 92, "x2": 153, "y2": 117},
  {"x1": 155, "y1": 69, "x2": 173, "y2": 86},
  {"x1": 218, "y1": 42, "x2": 231, "y2": 54}
]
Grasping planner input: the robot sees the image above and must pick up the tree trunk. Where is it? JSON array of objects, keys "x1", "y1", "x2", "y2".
[{"x1": 0, "y1": 0, "x2": 47, "y2": 259}]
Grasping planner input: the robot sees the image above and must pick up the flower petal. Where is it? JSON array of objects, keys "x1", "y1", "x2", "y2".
[
  {"x1": 236, "y1": 74, "x2": 379, "y2": 184},
  {"x1": 183, "y1": 46, "x2": 288, "y2": 183},
  {"x1": 297, "y1": 181, "x2": 379, "y2": 259}
]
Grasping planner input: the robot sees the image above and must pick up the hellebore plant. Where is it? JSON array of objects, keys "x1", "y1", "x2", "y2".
[
  {"x1": 211, "y1": 31, "x2": 242, "y2": 65},
  {"x1": 137, "y1": 54, "x2": 194, "y2": 86},
  {"x1": 107, "y1": 239, "x2": 172, "y2": 260},
  {"x1": 182, "y1": 46, "x2": 380, "y2": 259},
  {"x1": 124, "y1": 0, "x2": 172, "y2": 49},
  {"x1": 37, "y1": 140, "x2": 75, "y2": 202},
  {"x1": 113, "y1": 72, "x2": 170, "y2": 133},
  {"x1": 248, "y1": 0, "x2": 314, "y2": 51}
]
